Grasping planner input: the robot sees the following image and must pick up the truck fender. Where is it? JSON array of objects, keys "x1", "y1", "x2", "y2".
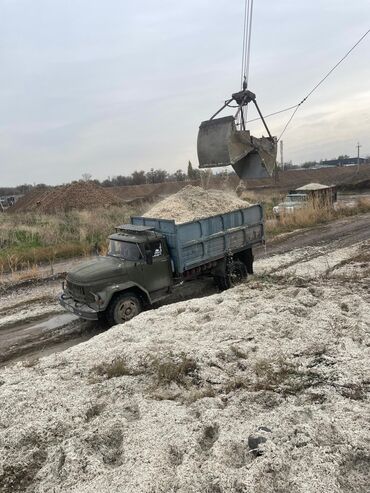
[
  {"x1": 211, "y1": 258, "x2": 227, "y2": 277},
  {"x1": 101, "y1": 282, "x2": 152, "y2": 310}
]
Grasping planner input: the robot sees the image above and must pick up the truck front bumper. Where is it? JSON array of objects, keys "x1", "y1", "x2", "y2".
[{"x1": 59, "y1": 293, "x2": 99, "y2": 321}]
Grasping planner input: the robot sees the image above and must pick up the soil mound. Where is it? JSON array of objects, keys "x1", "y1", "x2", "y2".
[
  {"x1": 10, "y1": 182, "x2": 122, "y2": 214},
  {"x1": 143, "y1": 185, "x2": 249, "y2": 223},
  {"x1": 9, "y1": 187, "x2": 55, "y2": 213}
]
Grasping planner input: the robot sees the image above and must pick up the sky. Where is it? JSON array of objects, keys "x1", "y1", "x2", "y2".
[{"x1": 0, "y1": 0, "x2": 369, "y2": 186}]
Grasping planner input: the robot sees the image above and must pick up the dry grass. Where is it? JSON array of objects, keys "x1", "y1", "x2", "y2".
[
  {"x1": 266, "y1": 197, "x2": 370, "y2": 237},
  {"x1": 224, "y1": 357, "x2": 322, "y2": 396},
  {"x1": 85, "y1": 402, "x2": 106, "y2": 422},
  {"x1": 150, "y1": 352, "x2": 199, "y2": 387},
  {"x1": 92, "y1": 356, "x2": 133, "y2": 379},
  {"x1": 22, "y1": 357, "x2": 40, "y2": 368},
  {"x1": 230, "y1": 345, "x2": 248, "y2": 359},
  {"x1": 0, "y1": 204, "x2": 144, "y2": 274}
]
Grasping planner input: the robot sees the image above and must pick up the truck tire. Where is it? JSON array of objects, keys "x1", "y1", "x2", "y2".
[
  {"x1": 215, "y1": 260, "x2": 247, "y2": 291},
  {"x1": 107, "y1": 292, "x2": 142, "y2": 326},
  {"x1": 229, "y1": 260, "x2": 248, "y2": 286}
]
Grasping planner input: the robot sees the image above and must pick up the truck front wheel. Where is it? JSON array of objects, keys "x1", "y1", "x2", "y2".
[{"x1": 107, "y1": 292, "x2": 142, "y2": 326}]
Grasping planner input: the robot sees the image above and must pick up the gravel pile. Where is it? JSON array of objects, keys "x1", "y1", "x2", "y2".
[
  {"x1": 0, "y1": 242, "x2": 368, "y2": 492},
  {"x1": 143, "y1": 185, "x2": 249, "y2": 223}
]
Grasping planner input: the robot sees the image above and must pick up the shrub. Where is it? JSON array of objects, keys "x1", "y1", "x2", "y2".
[
  {"x1": 150, "y1": 353, "x2": 199, "y2": 387},
  {"x1": 92, "y1": 356, "x2": 132, "y2": 379}
]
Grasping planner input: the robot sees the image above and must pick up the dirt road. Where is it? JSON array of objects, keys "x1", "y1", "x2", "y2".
[
  {"x1": 259, "y1": 211, "x2": 370, "y2": 256},
  {"x1": 1, "y1": 212, "x2": 369, "y2": 367}
]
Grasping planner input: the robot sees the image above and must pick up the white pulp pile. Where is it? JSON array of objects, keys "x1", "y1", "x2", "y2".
[
  {"x1": 0, "y1": 242, "x2": 369, "y2": 493},
  {"x1": 143, "y1": 185, "x2": 249, "y2": 223}
]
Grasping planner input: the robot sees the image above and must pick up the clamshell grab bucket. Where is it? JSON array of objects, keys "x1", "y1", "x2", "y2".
[{"x1": 197, "y1": 116, "x2": 277, "y2": 179}]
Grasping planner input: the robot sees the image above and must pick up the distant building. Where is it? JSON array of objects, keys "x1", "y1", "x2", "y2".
[{"x1": 322, "y1": 157, "x2": 366, "y2": 167}]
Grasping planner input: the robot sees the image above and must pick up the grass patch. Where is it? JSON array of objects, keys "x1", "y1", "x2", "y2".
[
  {"x1": 85, "y1": 402, "x2": 106, "y2": 421},
  {"x1": 0, "y1": 242, "x2": 91, "y2": 273},
  {"x1": 22, "y1": 357, "x2": 40, "y2": 368},
  {"x1": 230, "y1": 345, "x2": 248, "y2": 359},
  {"x1": 92, "y1": 356, "x2": 134, "y2": 379},
  {"x1": 224, "y1": 357, "x2": 322, "y2": 396},
  {"x1": 0, "y1": 204, "x2": 144, "y2": 275},
  {"x1": 150, "y1": 352, "x2": 199, "y2": 387}
]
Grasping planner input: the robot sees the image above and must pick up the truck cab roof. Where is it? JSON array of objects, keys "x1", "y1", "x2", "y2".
[{"x1": 108, "y1": 224, "x2": 164, "y2": 243}]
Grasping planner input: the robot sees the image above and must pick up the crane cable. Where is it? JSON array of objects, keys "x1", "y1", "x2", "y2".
[
  {"x1": 240, "y1": 0, "x2": 248, "y2": 89},
  {"x1": 239, "y1": 0, "x2": 254, "y2": 126},
  {"x1": 276, "y1": 27, "x2": 370, "y2": 141},
  {"x1": 240, "y1": 0, "x2": 254, "y2": 89}
]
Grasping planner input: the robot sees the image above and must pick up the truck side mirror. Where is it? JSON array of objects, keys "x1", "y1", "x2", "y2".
[{"x1": 145, "y1": 250, "x2": 153, "y2": 265}]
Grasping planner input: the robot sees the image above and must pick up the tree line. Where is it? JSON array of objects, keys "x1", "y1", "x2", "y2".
[{"x1": 0, "y1": 162, "x2": 210, "y2": 196}]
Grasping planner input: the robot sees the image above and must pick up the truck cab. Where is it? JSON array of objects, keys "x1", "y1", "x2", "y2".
[{"x1": 60, "y1": 225, "x2": 173, "y2": 325}]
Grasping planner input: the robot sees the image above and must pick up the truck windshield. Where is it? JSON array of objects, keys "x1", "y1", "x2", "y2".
[{"x1": 108, "y1": 240, "x2": 142, "y2": 261}]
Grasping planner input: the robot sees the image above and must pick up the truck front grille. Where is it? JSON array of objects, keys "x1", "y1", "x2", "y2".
[{"x1": 66, "y1": 281, "x2": 94, "y2": 303}]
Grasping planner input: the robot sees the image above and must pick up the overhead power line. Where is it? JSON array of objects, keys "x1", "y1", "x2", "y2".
[
  {"x1": 244, "y1": 28, "x2": 370, "y2": 137},
  {"x1": 277, "y1": 28, "x2": 370, "y2": 141}
]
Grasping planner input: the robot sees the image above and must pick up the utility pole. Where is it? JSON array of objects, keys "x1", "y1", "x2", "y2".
[
  {"x1": 280, "y1": 140, "x2": 284, "y2": 171},
  {"x1": 356, "y1": 142, "x2": 361, "y2": 173}
]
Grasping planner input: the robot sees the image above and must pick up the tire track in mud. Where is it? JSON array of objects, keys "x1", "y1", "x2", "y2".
[
  {"x1": 0, "y1": 313, "x2": 107, "y2": 367},
  {"x1": 255, "y1": 212, "x2": 370, "y2": 275},
  {"x1": 0, "y1": 288, "x2": 107, "y2": 366},
  {"x1": 261, "y1": 247, "x2": 329, "y2": 275},
  {"x1": 0, "y1": 295, "x2": 55, "y2": 317}
]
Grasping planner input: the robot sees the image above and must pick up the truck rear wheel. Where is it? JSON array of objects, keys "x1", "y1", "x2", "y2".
[
  {"x1": 215, "y1": 260, "x2": 247, "y2": 291},
  {"x1": 229, "y1": 260, "x2": 248, "y2": 286},
  {"x1": 107, "y1": 292, "x2": 142, "y2": 326}
]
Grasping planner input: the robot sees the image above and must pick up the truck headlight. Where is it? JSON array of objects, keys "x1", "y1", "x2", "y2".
[{"x1": 91, "y1": 292, "x2": 104, "y2": 305}]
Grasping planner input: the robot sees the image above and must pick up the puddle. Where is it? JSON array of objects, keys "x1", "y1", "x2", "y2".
[
  {"x1": 31, "y1": 312, "x2": 78, "y2": 332},
  {"x1": 0, "y1": 311, "x2": 106, "y2": 367}
]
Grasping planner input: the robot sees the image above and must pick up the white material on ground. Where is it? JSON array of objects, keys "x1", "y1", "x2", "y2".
[
  {"x1": 143, "y1": 186, "x2": 249, "y2": 223},
  {"x1": 0, "y1": 285, "x2": 61, "y2": 328},
  {"x1": 0, "y1": 242, "x2": 369, "y2": 492},
  {"x1": 262, "y1": 243, "x2": 362, "y2": 277}
]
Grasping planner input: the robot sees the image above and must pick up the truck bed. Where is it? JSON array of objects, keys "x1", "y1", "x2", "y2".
[{"x1": 131, "y1": 205, "x2": 264, "y2": 275}]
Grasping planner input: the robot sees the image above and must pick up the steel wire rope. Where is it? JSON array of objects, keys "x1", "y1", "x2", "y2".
[
  {"x1": 240, "y1": 0, "x2": 249, "y2": 89},
  {"x1": 243, "y1": 29, "x2": 369, "y2": 132},
  {"x1": 245, "y1": 104, "x2": 299, "y2": 123},
  {"x1": 244, "y1": 0, "x2": 254, "y2": 88},
  {"x1": 277, "y1": 28, "x2": 370, "y2": 141},
  {"x1": 239, "y1": 0, "x2": 254, "y2": 126}
]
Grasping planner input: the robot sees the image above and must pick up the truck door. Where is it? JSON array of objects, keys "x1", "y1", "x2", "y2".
[{"x1": 145, "y1": 239, "x2": 173, "y2": 294}]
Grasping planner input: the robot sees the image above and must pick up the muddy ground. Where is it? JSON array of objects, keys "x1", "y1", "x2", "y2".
[{"x1": 0, "y1": 212, "x2": 369, "y2": 368}]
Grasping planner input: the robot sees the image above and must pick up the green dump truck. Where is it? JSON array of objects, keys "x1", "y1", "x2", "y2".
[{"x1": 59, "y1": 205, "x2": 264, "y2": 325}]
